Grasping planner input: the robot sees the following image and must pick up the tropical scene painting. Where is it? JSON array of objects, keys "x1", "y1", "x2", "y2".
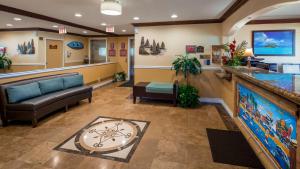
[
  {"x1": 238, "y1": 84, "x2": 297, "y2": 169},
  {"x1": 253, "y1": 30, "x2": 295, "y2": 56}
]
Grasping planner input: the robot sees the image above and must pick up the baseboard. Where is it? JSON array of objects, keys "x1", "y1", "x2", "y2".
[
  {"x1": 199, "y1": 97, "x2": 233, "y2": 117},
  {"x1": 92, "y1": 79, "x2": 114, "y2": 90}
]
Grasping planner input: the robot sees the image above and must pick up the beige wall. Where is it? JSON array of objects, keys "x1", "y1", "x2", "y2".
[
  {"x1": 108, "y1": 37, "x2": 129, "y2": 75},
  {"x1": 135, "y1": 68, "x2": 235, "y2": 111},
  {"x1": 38, "y1": 31, "x2": 89, "y2": 67},
  {"x1": 64, "y1": 35, "x2": 88, "y2": 65},
  {"x1": 232, "y1": 23, "x2": 300, "y2": 64},
  {"x1": 0, "y1": 31, "x2": 90, "y2": 72},
  {"x1": 135, "y1": 24, "x2": 222, "y2": 67},
  {"x1": 0, "y1": 31, "x2": 42, "y2": 65}
]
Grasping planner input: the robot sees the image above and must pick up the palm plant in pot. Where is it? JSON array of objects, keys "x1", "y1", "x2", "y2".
[
  {"x1": 172, "y1": 54, "x2": 201, "y2": 108},
  {"x1": 0, "y1": 47, "x2": 12, "y2": 71}
]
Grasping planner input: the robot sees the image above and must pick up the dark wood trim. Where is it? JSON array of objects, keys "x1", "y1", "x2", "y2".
[
  {"x1": 0, "y1": 27, "x2": 91, "y2": 37},
  {"x1": 247, "y1": 18, "x2": 300, "y2": 25},
  {"x1": 0, "y1": 4, "x2": 117, "y2": 36},
  {"x1": 219, "y1": 0, "x2": 248, "y2": 22},
  {"x1": 132, "y1": 0, "x2": 248, "y2": 27},
  {"x1": 86, "y1": 34, "x2": 134, "y2": 38},
  {"x1": 132, "y1": 19, "x2": 221, "y2": 27},
  {"x1": 0, "y1": 28, "x2": 134, "y2": 38}
]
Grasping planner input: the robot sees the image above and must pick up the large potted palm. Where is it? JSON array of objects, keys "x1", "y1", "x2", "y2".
[
  {"x1": 172, "y1": 54, "x2": 201, "y2": 108},
  {"x1": 0, "y1": 47, "x2": 12, "y2": 71}
]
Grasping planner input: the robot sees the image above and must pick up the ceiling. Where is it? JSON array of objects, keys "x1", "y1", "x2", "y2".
[
  {"x1": 256, "y1": 3, "x2": 300, "y2": 20},
  {"x1": 0, "y1": 11, "x2": 104, "y2": 35},
  {"x1": 0, "y1": 0, "x2": 236, "y2": 35}
]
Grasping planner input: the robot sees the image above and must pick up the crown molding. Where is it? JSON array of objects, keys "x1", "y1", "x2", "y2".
[
  {"x1": 132, "y1": 0, "x2": 249, "y2": 27},
  {"x1": 247, "y1": 18, "x2": 300, "y2": 25}
]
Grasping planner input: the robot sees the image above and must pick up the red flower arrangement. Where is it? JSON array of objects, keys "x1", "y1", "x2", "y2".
[{"x1": 222, "y1": 39, "x2": 248, "y2": 66}]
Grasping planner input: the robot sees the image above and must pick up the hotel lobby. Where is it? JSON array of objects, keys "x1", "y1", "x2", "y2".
[{"x1": 0, "y1": 0, "x2": 299, "y2": 169}]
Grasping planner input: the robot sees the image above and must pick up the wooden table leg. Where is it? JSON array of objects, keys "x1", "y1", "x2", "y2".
[{"x1": 133, "y1": 96, "x2": 136, "y2": 104}]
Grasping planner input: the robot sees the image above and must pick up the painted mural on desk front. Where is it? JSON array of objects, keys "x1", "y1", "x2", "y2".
[{"x1": 238, "y1": 84, "x2": 297, "y2": 169}]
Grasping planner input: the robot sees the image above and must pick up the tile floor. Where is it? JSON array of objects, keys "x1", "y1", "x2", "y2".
[{"x1": 0, "y1": 83, "x2": 247, "y2": 169}]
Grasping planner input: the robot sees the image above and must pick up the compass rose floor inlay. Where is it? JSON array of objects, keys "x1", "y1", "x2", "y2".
[{"x1": 54, "y1": 116, "x2": 150, "y2": 162}]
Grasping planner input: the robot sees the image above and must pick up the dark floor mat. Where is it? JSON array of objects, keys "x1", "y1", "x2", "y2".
[
  {"x1": 119, "y1": 81, "x2": 134, "y2": 87},
  {"x1": 206, "y1": 128, "x2": 265, "y2": 169}
]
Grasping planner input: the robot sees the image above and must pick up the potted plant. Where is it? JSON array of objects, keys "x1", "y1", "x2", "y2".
[
  {"x1": 222, "y1": 39, "x2": 247, "y2": 66},
  {"x1": 172, "y1": 54, "x2": 201, "y2": 108},
  {"x1": 0, "y1": 47, "x2": 12, "y2": 71},
  {"x1": 114, "y1": 71, "x2": 126, "y2": 82}
]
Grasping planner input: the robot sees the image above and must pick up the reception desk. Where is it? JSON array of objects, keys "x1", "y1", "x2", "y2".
[{"x1": 223, "y1": 66, "x2": 299, "y2": 169}]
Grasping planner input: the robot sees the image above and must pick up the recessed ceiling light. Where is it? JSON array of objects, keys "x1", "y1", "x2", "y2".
[
  {"x1": 13, "y1": 17, "x2": 22, "y2": 21},
  {"x1": 122, "y1": 29, "x2": 126, "y2": 32},
  {"x1": 75, "y1": 13, "x2": 82, "y2": 17},
  {"x1": 52, "y1": 25, "x2": 58, "y2": 28},
  {"x1": 83, "y1": 30, "x2": 88, "y2": 34},
  {"x1": 133, "y1": 17, "x2": 140, "y2": 20},
  {"x1": 171, "y1": 14, "x2": 178, "y2": 19},
  {"x1": 6, "y1": 23, "x2": 13, "y2": 27},
  {"x1": 101, "y1": 22, "x2": 107, "y2": 26}
]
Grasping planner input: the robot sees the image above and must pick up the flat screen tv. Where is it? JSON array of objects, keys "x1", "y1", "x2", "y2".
[{"x1": 252, "y1": 30, "x2": 295, "y2": 56}]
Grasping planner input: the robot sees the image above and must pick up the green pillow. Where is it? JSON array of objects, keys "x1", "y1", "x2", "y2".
[
  {"x1": 6, "y1": 82, "x2": 42, "y2": 103},
  {"x1": 63, "y1": 75, "x2": 84, "y2": 89},
  {"x1": 38, "y1": 78, "x2": 64, "y2": 94}
]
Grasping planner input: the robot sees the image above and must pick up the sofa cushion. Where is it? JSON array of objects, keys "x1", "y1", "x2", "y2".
[
  {"x1": 6, "y1": 82, "x2": 42, "y2": 103},
  {"x1": 146, "y1": 82, "x2": 173, "y2": 94},
  {"x1": 6, "y1": 86, "x2": 92, "y2": 111},
  {"x1": 38, "y1": 78, "x2": 64, "y2": 94},
  {"x1": 63, "y1": 74, "x2": 83, "y2": 89}
]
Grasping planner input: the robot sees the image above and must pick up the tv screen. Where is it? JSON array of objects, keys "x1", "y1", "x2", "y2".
[{"x1": 252, "y1": 30, "x2": 295, "y2": 56}]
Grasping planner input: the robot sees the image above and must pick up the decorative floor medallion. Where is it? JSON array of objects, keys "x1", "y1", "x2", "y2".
[{"x1": 54, "y1": 116, "x2": 150, "y2": 162}]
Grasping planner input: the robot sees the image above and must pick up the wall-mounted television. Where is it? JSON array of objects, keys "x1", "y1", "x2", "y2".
[{"x1": 252, "y1": 30, "x2": 295, "y2": 56}]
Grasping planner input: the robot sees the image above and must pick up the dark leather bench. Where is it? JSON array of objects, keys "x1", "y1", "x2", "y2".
[
  {"x1": 0, "y1": 73, "x2": 93, "y2": 127},
  {"x1": 133, "y1": 81, "x2": 178, "y2": 106}
]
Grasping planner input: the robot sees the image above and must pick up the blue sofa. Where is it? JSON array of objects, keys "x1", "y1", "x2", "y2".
[{"x1": 0, "y1": 73, "x2": 93, "y2": 127}]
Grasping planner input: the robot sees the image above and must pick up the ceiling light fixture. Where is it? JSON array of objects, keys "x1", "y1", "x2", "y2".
[
  {"x1": 171, "y1": 14, "x2": 178, "y2": 19},
  {"x1": 75, "y1": 13, "x2": 83, "y2": 17},
  {"x1": 101, "y1": 22, "x2": 107, "y2": 26},
  {"x1": 133, "y1": 17, "x2": 140, "y2": 20},
  {"x1": 13, "y1": 17, "x2": 22, "y2": 21},
  {"x1": 122, "y1": 29, "x2": 126, "y2": 32},
  {"x1": 6, "y1": 23, "x2": 13, "y2": 27},
  {"x1": 52, "y1": 25, "x2": 58, "y2": 28},
  {"x1": 101, "y1": 0, "x2": 122, "y2": 16},
  {"x1": 83, "y1": 30, "x2": 88, "y2": 34}
]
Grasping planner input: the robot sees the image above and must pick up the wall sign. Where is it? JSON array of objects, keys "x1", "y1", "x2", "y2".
[
  {"x1": 109, "y1": 43, "x2": 116, "y2": 57},
  {"x1": 49, "y1": 45, "x2": 58, "y2": 49},
  {"x1": 120, "y1": 42, "x2": 127, "y2": 57},
  {"x1": 67, "y1": 41, "x2": 84, "y2": 50}
]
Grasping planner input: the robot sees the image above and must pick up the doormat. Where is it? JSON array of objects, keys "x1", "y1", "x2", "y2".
[{"x1": 206, "y1": 128, "x2": 265, "y2": 169}]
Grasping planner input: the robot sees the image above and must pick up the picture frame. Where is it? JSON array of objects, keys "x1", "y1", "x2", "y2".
[
  {"x1": 186, "y1": 45, "x2": 196, "y2": 53},
  {"x1": 252, "y1": 30, "x2": 295, "y2": 56}
]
